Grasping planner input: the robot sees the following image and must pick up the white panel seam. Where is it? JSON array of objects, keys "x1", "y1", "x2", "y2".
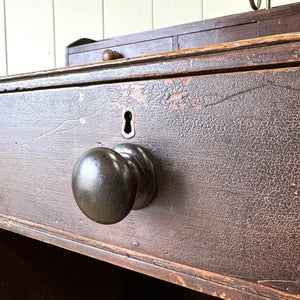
[
  {"x1": 3, "y1": 0, "x2": 8, "y2": 75},
  {"x1": 52, "y1": 0, "x2": 56, "y2": 68},
  {"x1": 102, "y1": 0, "x2": 105, "y2": 39},
  {"x1": 151, "y1": 0, "x2": 154, "y2": 30}
]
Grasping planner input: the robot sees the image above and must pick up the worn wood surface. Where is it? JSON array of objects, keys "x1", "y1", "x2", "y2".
[
  {"x1": 68, "y1": 37, "x2": 173, "y2": 66},
  {"x1": 1, "y1": 230, "x2": 217, "y2": 300},
  {"x1": 0, "y1": 36, "x2": 299, "y2": 300},
  {"x1": 65, "y1": 2, "x2": 300, "y2": 66},
  {"x1": 1, "y1": 33, "x2": 300, "y2": 93},
  {"x1": 68, "y1": 3, "x2": 300, "y2": 54}
]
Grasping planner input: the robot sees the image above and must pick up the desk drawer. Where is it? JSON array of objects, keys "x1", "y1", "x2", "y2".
[
  {"x1": 66, "y1": 3, "x2": 300, "y2": 66},
  {"x1": 0, "y1": 35, "x2": 299, "y2": 300},
  {"x1": 68, "y1": 37, "x2": 173, "y2": 66}
]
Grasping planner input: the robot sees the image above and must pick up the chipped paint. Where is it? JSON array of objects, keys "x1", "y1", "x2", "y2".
[
  {"x1": 78, "y1": 90, "x2": 84, "y2": 107},
  {"x1": 258, "y1": 279, "x2": 298, "y2": 284},
  {"x1": 121, "y1": 84, "x2": 147, "y2": 105},
  {"x1": 79, "y1": 117, "x2": 86, "y2": 124},
  {"x1": 163, "y1": 79, "x2": 174, "y2": 85},
  {"x1": 175, "y1": 275, "x2": 187, "y2": 287},
  {"x1": 0, "y1": 219, "x2": 12, "y2": 227},
  {"x1": 182, "y1": 77, "x2": 192, "y2": 86},
  {"x1": 192, "y1": 103, "x2": 202, "y2": 110},
  {"x1": 169, "y1": 91, "x2": 185, "y2": 110},
  {"x1": 220, "y1": 292, "x2": 231, "y2": 300},
  {"x1": 169, "y1": 92, "x2": 184, "y2": 103},
  {"x1": 1, "y1": 34, "x2": 300, "y2": 94},
  {"x1": 130, "y1": 85, "x2": 147, "y2": 104}
]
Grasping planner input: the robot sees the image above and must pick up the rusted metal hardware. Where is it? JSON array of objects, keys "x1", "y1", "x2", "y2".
[{"x1": 250, "y1": 0, "x2": 271, "y2": 10}]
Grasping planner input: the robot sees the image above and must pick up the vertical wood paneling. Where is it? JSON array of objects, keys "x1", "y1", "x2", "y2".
[
  {"x1": 54, "y1": 0, "x2": 103, "y2": 68},
  {"x1": 153, "y1": 0, "x2": 202, "y2": 29},
  {"x1": 272, "y1": 0, "x2": 300, "y2": 6},
  {"x1": 104, "y1": 0, "x2": 152, "y2": 38},
  {"x1": 2, "y1": 0, "x2": 300, "y2": 75},
  {"x1": 203, "y1": 0, "x2": 252, "y2": 20},
  {"x1": 5, "y1": 0, "x2": 54, "y2": 75},
  {"x1": 0, "y1": 0, "x2": 7, "y2": 76},
  {"x1": 203, "y1": 0, "x2": 300, "y2": 20}
]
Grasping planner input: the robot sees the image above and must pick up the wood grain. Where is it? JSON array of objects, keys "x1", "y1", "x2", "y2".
[
  {"x1": 68, "y1": 38, "x2": 173, "y2": 66},
  {"x1": 259, "y1": 15, "x2": 300, "y2": 36},
  {"x1": 0, "y1": 60, "x2": 299, "y2": 299},
  {"x1": 1, "y1": 33, "x2": 300, "y2": 93},
  {"x1": 0, "y1": 33, "x2": 299, "y2": 299},
  {"x1": 178, "y1": 23, "x2": 257, "y2": 49}
]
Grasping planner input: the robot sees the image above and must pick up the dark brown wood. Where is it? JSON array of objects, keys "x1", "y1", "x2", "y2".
[
  {"x1": 68, "y1": 3, "x2": 300, "y2": 54},
  {"x1": 65, "y1": 3, "x2": 300, "y2": 66},
  {"x1": 68, "y1": 37, "x2": 172, "y2": 66},
  {"x1": 0, "y1": 34, "x2": 299, "y2": 300},
  {"x1": 177, "y1": 23, "x2": 257, "y2": 49},
  {"x1": 1, "y1": 33, "x2": 300, "y2": 93},
  {"x1": 259, "y1": 15, "x2": 300, "y2": 36}
]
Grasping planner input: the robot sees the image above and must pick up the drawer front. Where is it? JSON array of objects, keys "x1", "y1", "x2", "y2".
[
  {"x1": 68, "y1": 37, "x2": 172, "y2": 66},
  {"x1": 0, "y1": 67, "x2": 299, "y2": 298},
  {"x1": 66, "y1": 3, "x2": 300, "y2": 67},
  {"x1": 178, "y1": 23, "x2": 257, "y2": 49}
]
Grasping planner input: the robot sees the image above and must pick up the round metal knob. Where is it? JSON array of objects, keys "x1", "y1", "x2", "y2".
[
  {"x1": 102, "y1": 49, "x2": 121, "y2": 61},
  {"x1": 72, "y1": 144, "x2": 156, "y2": 224}
]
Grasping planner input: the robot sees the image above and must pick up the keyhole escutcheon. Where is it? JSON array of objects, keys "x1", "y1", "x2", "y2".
[{"x1": 122, "y1": 108, "x2": 135, "y2": 138}]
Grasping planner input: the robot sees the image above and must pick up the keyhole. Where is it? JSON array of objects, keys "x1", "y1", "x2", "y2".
[
  {"x1": 124, "y1": 111, "x2": 132, "y2": 134},
  {"x1": 121, "y1": 109, "x2": 135, "y2": 138}
]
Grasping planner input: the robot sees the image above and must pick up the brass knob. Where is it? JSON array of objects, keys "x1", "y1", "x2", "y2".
[
  {"x1": 72, "y1": 144, "x2": 156, "y2": 224},
  {"x1": 102, "y1": 49, "x2": 121, "y2": 61}
]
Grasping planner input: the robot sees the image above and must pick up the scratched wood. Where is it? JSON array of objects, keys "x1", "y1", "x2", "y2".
[
  {"x1": 2, "y1": 33, "x2": 300, "y2": 93},
  {"x1": 0, "y1": 33, "x2": 300, "y2": 299},
  {"x1": 0, "y1": 65, "x2": 299, "y2": 299}
]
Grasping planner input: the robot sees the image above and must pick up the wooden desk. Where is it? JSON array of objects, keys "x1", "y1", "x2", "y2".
[
  {"x1": 0, "y1": 33, "x2": 299, "y2": 300},
  {"x1": 66, "y1": 2, "x2": 300, "y2": 66}
]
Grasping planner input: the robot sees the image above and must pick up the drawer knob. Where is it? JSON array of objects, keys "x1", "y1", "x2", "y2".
[
  {"x1": 102, "y1": 49, "x2": 121, "y2": 61},
  {"x1": 72, "y1": 144, "x2": 156, "y2": 224}
]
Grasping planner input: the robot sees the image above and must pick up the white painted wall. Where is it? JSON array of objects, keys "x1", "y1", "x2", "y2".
[
  {"x1": 104, "y1": 0, "x2": 153, "y2": 38},
  {"x1": 0, "y1": 0, "x2": 298, "y2": 76},
  {"x1": 54, "y1": 0, "x2": 103, "y2": 67},
  {"x1": 5, "y1": 0, "x2": 54, "y2": 75},
  {"x1": 0, "y1": 0, "x2": 7, "y2": 76},
  {"x1": 153, "y1": 0, "x2": 202, "y2": 29}
]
